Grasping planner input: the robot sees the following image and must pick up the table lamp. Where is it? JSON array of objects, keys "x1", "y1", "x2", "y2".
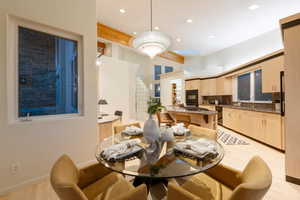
[{"x1": 98, "y1": 99, "x2": 108, "y2": 119}]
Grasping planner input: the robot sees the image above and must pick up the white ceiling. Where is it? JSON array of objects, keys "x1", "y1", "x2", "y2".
[{"x1": 97, "y1": 0, "x2": 300, "y2": 56}]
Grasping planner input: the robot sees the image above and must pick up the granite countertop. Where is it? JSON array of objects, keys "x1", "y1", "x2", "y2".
[
  {"x1": 219, "y1": 105, "x2": 281, "y2": 115},
  {"x1": 167, "y1": 106, "x2": 218, "y2": 115},
  {"x1": 98, "y1": 115, "x2": 120, "y2": 124}
]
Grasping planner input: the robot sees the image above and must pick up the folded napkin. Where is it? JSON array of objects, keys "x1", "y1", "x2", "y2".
[
  {"x1": 174, "y1": 138, "x2": 218, "y2": 158},
  {"x1": 101, "y1": 139, "x2": 142, "y2": 161},
  {"x1": 171, "y1": 123, "x2": 189, "y2": 136},
  {"x1": 122, "y1": 126, "x2": 143, "y2": 136}
]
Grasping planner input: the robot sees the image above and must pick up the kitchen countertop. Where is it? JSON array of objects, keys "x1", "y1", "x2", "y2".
[
  {"x1": 202, "y1": 104, "x2": 281, "y2": 115},
  {"x1": 167, "y1": 106, "x2": 218, "y2": 115},
  {"x1": 97, "y1": 115, "x2": 120, "y2": 124}
]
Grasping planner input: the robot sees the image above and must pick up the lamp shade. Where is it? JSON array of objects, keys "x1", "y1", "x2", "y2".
[
  {"x1": 98, "y1": 99, "x2": 108, "y2": 105},
  {"x1": 132, "y1": 31, "x2": 171, "y2": 58}
]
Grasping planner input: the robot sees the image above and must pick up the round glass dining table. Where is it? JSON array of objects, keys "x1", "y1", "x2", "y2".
[{"x1": 95, "y1": 132, "x2": 225, "y2": 185}]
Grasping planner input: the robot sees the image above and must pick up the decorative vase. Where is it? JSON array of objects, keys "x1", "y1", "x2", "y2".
[{"x1": 143, "y1": 114, "x2": 161, "y2": 144}]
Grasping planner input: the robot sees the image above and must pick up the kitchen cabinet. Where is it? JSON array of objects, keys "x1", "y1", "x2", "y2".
[
  {"x1": 185, "y1": 79, "x2": 201, "y2": 90},
  {"x1": 98, "y1": 117, "x2": 121, "y2": 142},
  {"x1": 223, "y1": 107, "x2": 283, "y2": 150},
  {"x1": 262, "y1": 55, "x2": 284, "y2": 93},
  {"x1": 200, "y1": 79, "x2": 216, "y2": 96},
  {"x1": 216, "y1": 77, "x2": 232, "y2": 95}
]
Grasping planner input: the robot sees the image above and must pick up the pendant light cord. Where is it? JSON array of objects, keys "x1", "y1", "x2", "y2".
[{"x1": 150, "y1": 0, "x2": 153, "y2": 31}]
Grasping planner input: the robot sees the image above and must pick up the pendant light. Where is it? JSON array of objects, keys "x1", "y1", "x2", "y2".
[{"x1": 132, "y1": 0, "x2": 171, "y2": 58}]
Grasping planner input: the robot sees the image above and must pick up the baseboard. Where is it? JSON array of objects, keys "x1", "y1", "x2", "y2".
[
  {"x1": 286, "y1": 176, "x2": 300, "y2": 185},
  {"x1": 0, "y1": 174, "x2": 49, "y2": 196},
  {"x1": 0, "y1": 159, "x2": 97, "y2": 196}
]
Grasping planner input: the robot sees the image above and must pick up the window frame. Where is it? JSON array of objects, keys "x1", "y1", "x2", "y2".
[
  {"x1": 154, "y1": 83, "x2": 161, "y2": 98},
  {"x1": 154, "y1": 65, "x2": 162, "y2": 80},
  {"x1": 7, "y1": 16, "x2": 84, "y2": 122},
  {"x1": 235, "y1": 69, "x2": 272, "y2": 103}
]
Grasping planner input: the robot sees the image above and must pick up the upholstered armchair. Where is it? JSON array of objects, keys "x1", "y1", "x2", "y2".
[
  {"x1": 114, "y1": 122, "x2": 141, "y2": 134},
  {"x1": 188, "y1": 124, "x2": 217, "y2": 140},
  {"x1": 168, "y1": 156, "x2": 272, "y2": 200},
  {"x1": 51, "y1": 155, "x2": 147, "y2": 200}
]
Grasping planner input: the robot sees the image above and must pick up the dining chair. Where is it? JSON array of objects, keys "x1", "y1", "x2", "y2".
[
  {"x1": 113, "y1": 122, "x2": 141, "y2": 134},
  {"x1": 114, "y1": 110, "x2": 123, "y2": 121},
  {"x1": 188, "y1": 124, "x2": 217, "y2": 140},
  {"x1": 50, "y1": 154, "x2": 147, "y2": 200},
  {"x1": 172, "y1": 114, "x2": 191, "y2": 127},
  {"x1": 156, "y1": 111, "x2": 176, "y2": 127},
  {"x1": 167, "y1": 156, "x2": 272, "y2": 200}
]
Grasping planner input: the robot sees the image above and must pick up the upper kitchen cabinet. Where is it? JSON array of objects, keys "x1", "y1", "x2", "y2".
[
  {"x1": 201, "y1": 79, "x2": 217, "y2": 96},
  {"x1": 262, "y1": 55, "x2": 284, "y2": 93},
  {"x1": 185, "y1": 79, "x2": 201, "y2": 90},
  {"x1": 216, "y1": 77, "x2": 232, "y2": 95}
]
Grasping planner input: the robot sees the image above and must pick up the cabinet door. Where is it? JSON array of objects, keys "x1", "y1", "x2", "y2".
[
  {"x1": 223, "y1": 108, "x2": 232, "y2": 128},
  {"x1": 185, "y1": 81, "x2": 192, "y2": 90},
  {"x1": 200, "y1": 80, "x2": 208, "y2": 96},
  {"x1": 262, "y1": 55, "x2": 284, "y2": 93},
  {"x1": 208, "y1": 79, "x2": 217, "y2": 96},
  {"x1": 193, "y1": 80, "x2": 201, "y2": 90},
  {"x1": 263, "y1": 113, "x2": 282, "y2": 149},
  {"x1": 217, "y1": 77, "x2": 232, "y2": 95},
  {"x1": 186, "y1": 80, "x2": 200, "y2": 90},
  {"x1": 249, "y1": 112, "x2": 265, "y2": 142}
]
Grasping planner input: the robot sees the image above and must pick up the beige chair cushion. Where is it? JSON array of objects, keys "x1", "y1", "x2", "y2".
[
  {"x1": 188, "y1": 125, "x2": 217, "y2": 140},
  {"x1": 82, "y1": 172, "x2": 123, "y2": 200},
  {"x1": 183, "y1": 173, "x2": 223, "y2": 200},
  {"x1": 102, "y1": 179, "x2": 148, "y2": 200},
  {"x1": 102, "y1": 179, "x2": 134, "y2": 200}
]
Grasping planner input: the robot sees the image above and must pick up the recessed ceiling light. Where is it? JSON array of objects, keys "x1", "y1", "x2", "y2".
[
  {"x1": 119, "y1": 8, "x2": 126, "y2": 13},
  {"x1": 208, "y1": 35, "x2": 215, "y2": 39},
  {"x1": 176, "y1": 38, "x2": 181, "y2": 42},
  {"x1": 133, "y1": 32, "x2": 137, "y2": 35},
  {"x1": 154, "y1": 26, "x2": 159, "y2": 30},
  {"x1": 186, "y1": 19, "x2": 193, "y2": 23},
  {"x1": 248, "y1": 4, "x2": 260, "y2": 10}
]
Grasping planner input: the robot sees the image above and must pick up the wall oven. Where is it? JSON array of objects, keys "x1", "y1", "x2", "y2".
[{"x1": 186, "y1": 90, "x2": 199, "y2": 107}]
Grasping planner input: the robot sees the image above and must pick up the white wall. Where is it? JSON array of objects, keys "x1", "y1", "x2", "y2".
[
  {"x1": 119, "y1": 46, "x2": 183, "y2": 88},
  {"x1": 0, "y1": 0, "x2": 97, "y2": 193},
  {"x1": 184, "y1": 29, "x2": 283, "y2": 76},
  {"x1": 98, "y1": 56, "x2": 139, "y2": 122}
]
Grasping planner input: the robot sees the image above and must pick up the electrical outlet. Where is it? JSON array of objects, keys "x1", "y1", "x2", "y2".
[{"x1": 10, "y1": 162, "x2": 20, "y2": 175}]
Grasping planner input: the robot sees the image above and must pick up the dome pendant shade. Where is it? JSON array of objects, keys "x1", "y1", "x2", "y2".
[{"x1": 132, "y1": 31, "x2": 171, "y2": 58}]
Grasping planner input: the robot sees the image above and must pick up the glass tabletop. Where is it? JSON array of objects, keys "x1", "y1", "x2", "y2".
[{"x1": 95, "y1": 133, "x2": 224, "y2": 179}]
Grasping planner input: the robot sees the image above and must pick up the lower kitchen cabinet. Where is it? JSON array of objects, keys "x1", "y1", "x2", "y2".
[{"x1": 223, "y1": 108, "x2": 284, "y2": 150}]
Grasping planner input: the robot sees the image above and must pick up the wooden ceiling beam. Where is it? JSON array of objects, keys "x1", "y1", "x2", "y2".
[{"x1": 97, "y1": 23, "x2": 185, "y2": 64}]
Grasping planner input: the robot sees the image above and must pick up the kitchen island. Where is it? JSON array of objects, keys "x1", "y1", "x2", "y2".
[{"x1": 166, "y1": 106, "x2": 218, "y2": 130}]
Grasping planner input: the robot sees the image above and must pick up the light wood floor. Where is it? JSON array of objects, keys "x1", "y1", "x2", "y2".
[{"x1": 1, "y1": 126, "x2": 300, "y2": 200}]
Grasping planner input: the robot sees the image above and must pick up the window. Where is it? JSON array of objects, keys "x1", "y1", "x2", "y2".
[
  {"x1": 236, "y1": 70, "x2": 272, "y2": 102},
  {"x1": 237, "y1": 73, "x2": 251, "y2": 101},
  {"x1": 154, "y1": 84, "x2": 160, "y2": 97},
  {"x1": 18, "y1": 26, "x2": 80, "y2": 117},
  {"x1": 165, "y1": 66, "x2": 174, "y2": 73},
  {"x1": 254, "y1": 70, "x2": 272, "y2": 101},
  {"x1": 154, "y1": 65, "x2": 162, "y2": 80}
]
